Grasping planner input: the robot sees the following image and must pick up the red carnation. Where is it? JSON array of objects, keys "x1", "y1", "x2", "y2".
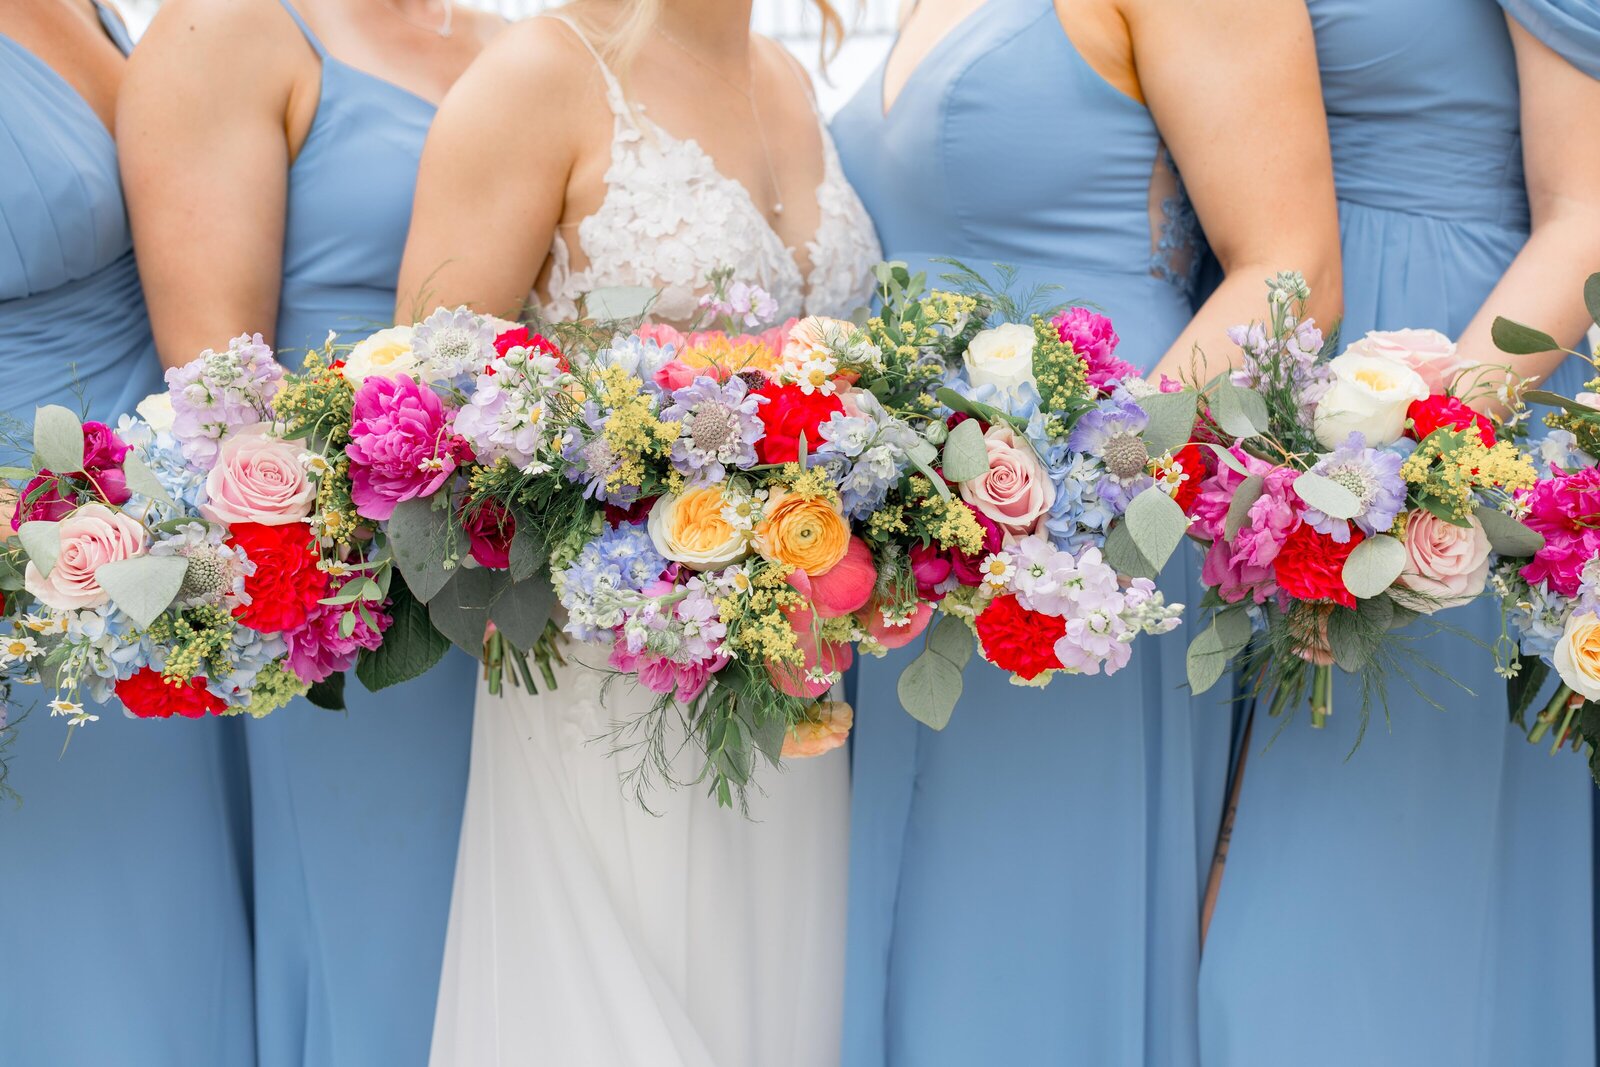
[
  {"x1": 493, "y1": 326, "x2": 566, "y2": 370},
  {"x1": 753, "y1": 382, "x2": 843, "y2": 465},
  {"x1": 229, "y1": 522, "x2": 330, "y2": 634},
  {"x1": 1157, "y1": 444, "x2": 1208, "y2": 514},
  {"x1": 975, "y1": 594, "x2": 1068, "y2": 680},
  {"x1": 116, "y1": 668, "x2": 227, "y2": 719},
  {"x1": 1272, "y1": 523, "x2": 1364, "y2": 608},
  {"x1": 1408, "y1": 395, "x2": 1495, "y2": 446}
]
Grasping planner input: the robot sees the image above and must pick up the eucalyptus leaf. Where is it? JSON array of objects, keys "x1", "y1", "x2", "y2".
[
  {"x1": 1223, "y1": 475, "x2": 1265, "y2": 541},
  {"x1": 933, "y1": 387, "x2": 1028, "y2": 432},
  {"x1": 939, "y1": 418, "x2": 987, "y2": 483},
  {"x1": 387, "y1": 496, "x2": 465, "y2": 603},
  {"x1": 907, "y1": 439, "x2": 939, "y2": 467},
  {"x1": 926, "y1": 615, "x2": 974, "y2": 670},
  {"x1": 488, "y1": 575, "x2": 556, "y2": 651},
  {"x1": 33, "y1": 405, "x2": 84, "y2": 474},
  {"x1": 1325, "y1": 605, "x2": 1373, "y2": 673},
  {"x1": 1293, "y1": 471, "x2": 1361, "y2": 519},
  {"x1": 1215, "y1": 605, "x2": 1253, "y2": 656},
  {"x1": 1138, "y1": 391, "x2": 1200, "y2": 458},
  {"x1": 1341, "y1": 535, "x2": 1408, "y2": 600},
  {"x1": 508, "y1": 516, "x2": 544, "y2": 583},
  {"x1": 428, "y1": 567, "x2": 501, "y2": 658},
  {"x1": 1522, "y1": 390, "x2": 1599, "y2": 417},
  {"x1": 908, "y1": 452, "x2": 952, "y2": 500},
  {"x1": 1121, "y1": 485, "x2": 1189, "y2": 576},
  {"x1": 17, "y1": 521, "x2": 60, "y2": 578},
  {"x1": 356, "y1": 571, "x2": 450, "y2": 691},
  {"x1": 1186, "y1": 626, "x2": 1229, "y2": 695},
  {"x1": 1208, "y1": 382, "x2": 1271, "y2": 439},
  {"x1": 1101, "y1": 522, "x2": 1149, "y2": 579},
  {"x1": 121, "y1": 453, "x2": 175, "y2": 509},
  {"x1": 1491, "y1": 317, "x2": 1560, "y2": 356},
  {"x1": 897, "y1": 647, "x2": 963, "y2": 730},
  {"x1": 584, "y1": 285, "x2": 658, "y2": 321},
  {"x1": 96, "y1": 554, "x2": 188, "y2": 629},
  {"x1": 1206, "y1": 443, "x2": 1251, "y2": 478},
  {"x1": 1474, "y1": 504, "x2": 1545, "y2": 558},
  {"x1": 1586, "y1": 272, "x2": 1600, "y2": 330}
]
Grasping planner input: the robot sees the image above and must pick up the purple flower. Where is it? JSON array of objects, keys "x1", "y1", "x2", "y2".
[
  {"x1": 1067, "y1": 398, "x2": 1151, "y2": 506},
  {"x1": 658, "y1": 375, "x2": 767, "y2": 484},
  {"x1": 1302, "y1": 432, "x2": 1407, "y2": 542},
  {"x1": 345, "y1": 375, "x2": 472, "y2": 521},
  {"x1": 164, "y1": 333, "x2": 283, "y2": 468},
  {"x1": 561, "y1": 401, "x2": 638, "y2": 505}
]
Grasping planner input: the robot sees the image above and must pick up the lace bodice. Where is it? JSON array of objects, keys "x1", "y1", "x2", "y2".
[{"x1": 540, "y1": 16, "x2": 881, "y2": 324}]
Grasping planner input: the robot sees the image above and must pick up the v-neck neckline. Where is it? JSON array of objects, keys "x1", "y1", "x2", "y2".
[
  {"x1": 879, "y1": 0, "x2": 994, "y2": 119},
  {"x1": 0, "y1": 1, "x2": 127, "y2": 141}
]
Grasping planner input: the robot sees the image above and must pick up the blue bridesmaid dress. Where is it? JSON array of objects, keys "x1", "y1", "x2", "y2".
[
  {"x1": 1199, "y1": 3, "x2": 1600, "y2": 1065},
  {"x1": 0, "y1": 6, "x2": 255, "y2": 1065},
  {"x1": 244, "y1": 4, "x2": 475, "y2": 1065},
  {"x1": 830, "y1": 3, "x2": 1231, "y2": 1062}
]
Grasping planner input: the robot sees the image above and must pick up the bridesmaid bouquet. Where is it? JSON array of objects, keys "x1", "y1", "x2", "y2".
[
  {"x1": 1182, "y1": 273, "x2": 1538, "y2": 733},
  {"x1": 1490, "y1": 273, "x2": 1600, "y2": 779}
]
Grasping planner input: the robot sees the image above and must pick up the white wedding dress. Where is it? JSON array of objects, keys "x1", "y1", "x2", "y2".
[{"x1": 430, "y1": 17, "x2": 881, "y2": 1067}]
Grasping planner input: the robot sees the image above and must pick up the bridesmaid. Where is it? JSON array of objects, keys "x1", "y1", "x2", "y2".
[
  {"x1": 0, "y1": 2, "x2": 253, "y2": 1063},
  {"x1": 829, "y1": 0, "x2": 1341, "y2": 1062},
  {"x1": 118, "y1": 2, "x2": 501, "y2": 1064},
  {"x1": 1200, "y1": 3, "x2": 1600, "y2": 1064}
]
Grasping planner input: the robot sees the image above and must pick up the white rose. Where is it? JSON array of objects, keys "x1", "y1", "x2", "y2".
[
  {"x1": 964, "y1": 323, "x2": 1037, "y2": 397},
  {"x1": 134, "y1": 392, "x2": 176, "y2": 435},
  {"x1": 1345, "y1": 329, "x2": 1471, "y2": 394},
  {"x1": 342, "y1": 325, "x2": 419, "y2": 384},
  {"x1": 1313, "y1": 351, "x2": 1429, "y2": 448},
  {"x1": 1553, "y1": 611, "x2": 1600, "y2": 702}
]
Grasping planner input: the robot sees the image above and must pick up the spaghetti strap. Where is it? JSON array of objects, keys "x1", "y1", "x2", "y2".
[
  {"x1": 276, "y1": 0, "x2": 328, "y2": 58},
  {"x1": 543, "y1": 13, "x2": 629, "y2": 116},
  {"x1": 91, "y1": 1, "x2": 136, "y2": 56}
]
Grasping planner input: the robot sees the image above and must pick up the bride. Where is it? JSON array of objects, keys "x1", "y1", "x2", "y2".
[{"x1": 395, "y1": 2, "x2": 880, "y2": 1063}]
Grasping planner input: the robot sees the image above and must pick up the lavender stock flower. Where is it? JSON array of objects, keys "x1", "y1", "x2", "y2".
[{"x1": 164, "y1": 333, "x2": 283, "y2": 468}]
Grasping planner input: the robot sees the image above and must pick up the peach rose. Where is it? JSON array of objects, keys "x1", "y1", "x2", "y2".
[
  {"x1": 200, "y1": 425, "x2": 317, "y2": 527},
  {"x1": 1555, "y1": 612, "x2": 1600, "y2": 702},
  {"x1": 782, "y1": 700, "x2": 854, "y2": 758},
  {"x1": 1345, "y1": 329, "x2": 1472, "y2": 395},
  {"x1": 24, "y1": 503, "x2": 148, "y2": 611},
  {"x1": 958, "y1": 423, "x2": 1055, "y2": 539},
  {"x1": 1395, "y1": 509, "x2": 1491, "y2": 612},
  {"x1": 647, "y1": 487, "x2": 749, "y2": 571},
  {"x1": 755, "y1": 490, "x2": 850, "y2": 576}
]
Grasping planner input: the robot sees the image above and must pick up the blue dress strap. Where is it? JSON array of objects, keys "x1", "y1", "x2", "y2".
[
  {"x1": 91, "y1": 1, "x2": 135, "y2": 56},
  {"x1": 276, "y1": 0, "x2": 328, "y2": 58},
  {"x1": 1499, "y1": 0, "x2": 1600, "y2": 79}
]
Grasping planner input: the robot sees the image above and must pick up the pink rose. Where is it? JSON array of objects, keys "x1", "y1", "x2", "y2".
[
  {"x1": 200, "y1": 425, "x2": 316, "y2": 526},
  {"x1": 957, "y1": 423, "x2": 1055, "y2": 540},
  {"x1": 346, "y1": 375, "x2": 473, "y2": 521},
  {"x1": 1345, "y1": 329, "x2": 1471, "y2": 394},
  {"x1": 1395, "y1": 509, "x2": 1491, "y2": 612},
  {"x1": 23, "y1": 503, "x2": 148, "y2": 611}
]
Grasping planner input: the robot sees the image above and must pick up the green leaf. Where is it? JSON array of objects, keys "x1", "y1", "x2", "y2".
[
  {"x1": 305, "y1": 672, "x2": 347, "y2": 711},
  {"x1": 584, "y1": 285, "x2": 658, "y2": 321},
  {"x1": 1138, "y1": 391, "x2": 1200, "y2": 458},
  {"x1": 1114, "y1": 486, "x2": 1189, "y2": 578},
  {"x1": 940, "y1": 417, "x2": 988, "y2": 482},
  {"x1": 387, "y1": 496, "x2": 465, "y2": 603},
  {"x1": 122, "y1": 453, "x2": 175, "y2": 509},
  {"x1": 1206, "y1": 443, "x2": 1251, "y2": 478},
  {"x1": 508, "y1": 516, "x2": 544, "y2": 583},
  {"x1": 1507, "y1": 654, "x2": 1551, "y2": 729},
  {"x1": 907, "y1": 438, "x2": 939, "y2": 467},
  {"x1": 1341, "y1": 535, "x2": 1408, "y2": 600},
  {"x1": 18, "y1": 521, "x2": 60, "y2": 578},
  {"x1": 95, "y1": 554, "x2": 188, "y2": 629},
  {"x1": 355, "y1": 571, "x2": 450, "y2": 691},
  {"x1": 926, "y1": 615, "x2": 974, "y2": 670},
  {"x1": 907, "y1": 451, "x2": 952, "y2": 500},
  {"x1": 1522, "y1": 390, "x2": 1600, "y2": 416},
  {"x1": 33, "y1": 405, "x2": 84, "y2": 474},
  {"x1": 0, "y1": 466, "x2": 37, "y2": 480},
  {"x1": 428, "y1": 567, "x2": 500, "y2": 658},
  {"x1": 1491, "y1": 317, "x2": 1560, "y2": 356},
  {"x1": 897, "y1": 647, "x2": 964, "y2": 730},
  {"x1": 1209, "y1": 382, "x2": 1271, "y2": 439},
  {"x1": 1185, "y1": 606, "x2": 1253, "y2": 696},
  {"x1": 488, "y1": 575, "x2": 556, "y2": 651},
  {"x1": 933, "y1": 387, "x2": 1029, "y2": 432},
  {"x1": 1474, "y1": 504, "x2": 1545, "y2": 558},
  {"x1": 1325, "y1": 604, "x2": 1372, "y2": 673},
  {"x1": 1586, "y1": 272, "x2": 1600, "y2": 330},
  {"x1": 1223, "y1": 475, "x2": 1264, "y2": 541},
  {"x1": 1293, "y1": 471, "x2": 1361, "y2": 519}
]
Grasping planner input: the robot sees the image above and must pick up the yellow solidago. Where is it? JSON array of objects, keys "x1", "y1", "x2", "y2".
[
  {"x1": 778, "y1": 463, "x2": 840, "y2": 505},
  {"x1": 924, "y1": 493, "x2": 987, "y2": 555},
  {"x1": 868, "y1": 505, "x2": 908, "y2": 540},
  {"x1": 1400, "y1": 435, "x2": 1537, "y2": 520},
  {"x1": 595, "y1": 365, "x2": 678, "y2": 496},
  {"x1": 925, "y1": 290, "x2": 979, "y2": 328}
]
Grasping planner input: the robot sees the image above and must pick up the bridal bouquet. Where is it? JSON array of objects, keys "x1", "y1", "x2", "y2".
[
  {"x1": 0, "y1": 334, "x2": 409, "y2": 731},
  {"x1": 1490, "y1": 273, "x2": 1600, "y2": 778},
  {"x1": 1181, "y1": 273, "x2": 1539, "y2": 732}
]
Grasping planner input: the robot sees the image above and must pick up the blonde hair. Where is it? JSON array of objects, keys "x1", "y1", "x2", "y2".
[{"x1": 594, "y1": 0, "x2": 847, "y2": 77}]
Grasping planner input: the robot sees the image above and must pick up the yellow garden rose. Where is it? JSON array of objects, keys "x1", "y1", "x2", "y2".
[
  {"x1": 343, "y1": 325, "x2": 420, "y2": 384},
  {"x1": 647, "y1": 487, "x2": 750, "y2": 571},
  {"x1": 1554, "y1": 611, "x2": 1600, "y2": 702},
  {"x1": 755, "y1": 489, "x2": 850, "y2": 576}
]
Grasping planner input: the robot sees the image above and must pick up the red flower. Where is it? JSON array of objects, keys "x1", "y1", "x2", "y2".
[
  {"x1": 116, "y1": 668, "x2": 227, "y2": 719},
  {"x1": 1156, "y1": 444, "x2": 1208, "y2": 514},
  {"x1": 229, "y1": 522, "x2": 330, "y2": 634},
  {"x1": 975, "y1": 594, "x2": 1068, "y2": 680},
  {"x1": 493, "y1": 326, "x2": 567, "y2": 370},
  {"x1": 461, "y1": 498, "x2": 515, "y2": 570},
  {"x1": 1272, "y1": 523, "x2": 1364, "y2": 608},
  {"x1": 753, "y1": 382, "x2": 843, "y2": 465},
  {"x1": 605, "y1": 496, "x2": 656, "y2": 527},
  {"x1": 1408, "y1": 395, "x2": 1495, "y2": 446}
]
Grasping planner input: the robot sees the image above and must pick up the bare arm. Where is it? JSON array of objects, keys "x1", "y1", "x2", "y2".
[
  {"x1": 396, "y1": 21, "x2": 591, "y2": 321},
  {"x1": 1130, "y1": 0, "x2": 1343, "y2": 383},
  {"x1": 118, "y1": 0, "x2": 302, "y2": 367},
  {"x1": 1457, "y1": 18, "x2": 1600, "y2": 389}
]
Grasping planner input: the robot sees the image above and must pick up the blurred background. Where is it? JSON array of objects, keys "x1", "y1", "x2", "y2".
[{"x1": 118, "y1": 0, "x2": 900, "y2": 115}]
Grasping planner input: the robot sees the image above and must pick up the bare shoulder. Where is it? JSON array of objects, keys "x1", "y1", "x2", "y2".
[
  {"x1": 754, "y1": 32, "x2": 815, "y2": 91},
  {"x1": 131, "y1": 0, "x2": 308, "y2": 79},
  {"x1": 446, "y1": 13, "x2": 615, "y2": 126}
]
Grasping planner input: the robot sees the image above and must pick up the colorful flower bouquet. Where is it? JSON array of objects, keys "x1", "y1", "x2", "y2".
[
  {"x1": 1180, "y1": 273, "x2": 1539, "y2": 733},
  {"x1": 1490, "y1": 273, "x2": 1600, "y2": 778}
]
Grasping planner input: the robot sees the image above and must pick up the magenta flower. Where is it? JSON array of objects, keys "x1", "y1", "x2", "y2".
[
  {"x1": 1520, "y1": 467, "x2": 1600, "y2": 596},
  {"x1": 1053, "y1": 307, "x2": 1134, "y2": 392},
  {"x1": 461, "y1": 498, "x2": 515, "y2": 570},
  {"x1": 284, "y1": 579, "x2": 392, "y2": 684},
  {"x1": 346, "y1": 375, "x2": 473, "y2": 521},
  {"x1": 9, "y1": 421, "x2": 131, "y2": 530}
]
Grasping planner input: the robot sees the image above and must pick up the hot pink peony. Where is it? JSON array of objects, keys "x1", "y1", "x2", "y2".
[
  {"x1": 1519, "y1": 467, "x2": 1600, "y2": 596},
  {"x1": 1053, "y1": 307, "x2": 1132, "y2": 392},
  {"x1": 345, "y1": 375, "x2": 473, "y2": 521},
  {"x1": 11, "y1": 421, "x2": 131, "y2": 530},
  {"x1": 283, "y1": 579, "x2": 392, "y2": 684},
  {"x1": 607, "y1": 640, "x2": 726, "y2": 701}
]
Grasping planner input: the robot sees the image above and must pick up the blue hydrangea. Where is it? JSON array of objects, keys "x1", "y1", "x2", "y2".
[{"x1": 555, "y1": 523, "x2": 668, "y2": 641}]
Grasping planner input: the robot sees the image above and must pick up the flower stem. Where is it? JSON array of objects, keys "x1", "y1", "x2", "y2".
[
  {"x1": 1310, "y1": 664, "x2": 1332, "y2": 728},
  {"x1": 485, "y1": 630, "x2": 504, "y2": 697},
  {"x1": 1553, "y1": 690, "x2": 1584, "y2": 755},
  {"x1": 1529, "y1": 683, "x2": 1574, "y2": 745}
]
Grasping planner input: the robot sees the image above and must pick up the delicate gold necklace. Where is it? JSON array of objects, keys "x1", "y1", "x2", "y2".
[
  {"x1": 655, "y1": 24, "x2": 785, "y2": 216},
  {"x1": 381, "y1": 0, "x2": 454, "y2": 39}
]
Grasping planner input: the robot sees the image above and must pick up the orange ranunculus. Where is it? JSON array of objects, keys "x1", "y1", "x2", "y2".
[
  {"x1": 781, "y1": 700, "x2": 854, "y2": 758},
  {"x1": 755, "y1": 489, "x2": 850, "y2": 576}
]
